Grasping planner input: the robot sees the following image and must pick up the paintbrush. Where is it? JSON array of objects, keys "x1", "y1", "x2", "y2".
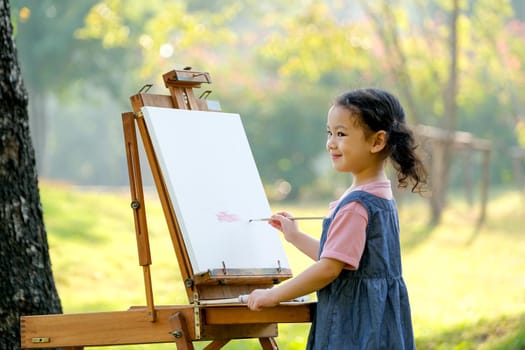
[
  {"x1": 198, "y1": 295, "x2": 310, "y2": 305},
  {"x1": 249, "y1": 216, "x2": 325, "y2": 222}
]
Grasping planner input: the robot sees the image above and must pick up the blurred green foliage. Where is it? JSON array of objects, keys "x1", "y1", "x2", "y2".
[{"x1": 10, "y1": 0, "x2": 525, "y2": 200}]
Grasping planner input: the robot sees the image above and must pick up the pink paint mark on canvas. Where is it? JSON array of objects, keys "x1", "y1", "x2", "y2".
[{"x1": 216, "y1": 211, "x2": 240, "y2": 223}]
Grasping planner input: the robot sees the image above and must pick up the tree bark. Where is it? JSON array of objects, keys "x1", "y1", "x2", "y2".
[{"x1": 0, "y1": 0, "x2": 62, "y2": 348}]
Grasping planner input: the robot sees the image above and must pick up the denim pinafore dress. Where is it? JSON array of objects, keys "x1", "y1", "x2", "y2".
[{"x1": 306, "y1": 190, "x2": 415, "y2": 350}]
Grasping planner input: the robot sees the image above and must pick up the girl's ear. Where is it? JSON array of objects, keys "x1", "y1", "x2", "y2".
[{"x1": 370, "y1": 130, "x2": 387, "y2": 154}]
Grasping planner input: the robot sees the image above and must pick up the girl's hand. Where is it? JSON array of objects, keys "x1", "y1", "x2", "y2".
[
  {"x1": 268, "y1": 212, "x2": 299, "y2": 242},
  {"x1": 246, "y1": 288, "x2": 278, "y2": 311}
]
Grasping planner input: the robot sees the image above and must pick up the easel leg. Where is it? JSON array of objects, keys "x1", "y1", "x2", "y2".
[
  {"x1": 169, "y1": 312, "x2": 195, "y2": 350},
  {"x1": 203, "y1": 340, "x2": 230, "y2": 349},
  {"x1": 122, "y1": 112, "x2": 156, "y2": 321},
  {"x1": 259, "y1": 337, "x2": 279, "y2": 350}
]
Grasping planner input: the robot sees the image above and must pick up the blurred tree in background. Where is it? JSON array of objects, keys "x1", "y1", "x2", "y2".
[{"x1": 10, "y1": 0, "x2": 525, "y2": 209}]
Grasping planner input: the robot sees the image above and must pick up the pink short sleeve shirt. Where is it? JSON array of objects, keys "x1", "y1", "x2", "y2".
[{"x1": 320, "y1": 180, "x2": 393, "y2": 270}]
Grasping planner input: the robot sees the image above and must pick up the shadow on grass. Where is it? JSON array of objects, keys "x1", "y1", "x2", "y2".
[
  {"x1": 416, "y1": 313, "x2": 525, "y2": 350},
  {"x1": 49, "y1": 215, "x2": 103, "y2": 241},
  {"x1": 465, "y1": 220, "x2": 486, "y2": 246}
]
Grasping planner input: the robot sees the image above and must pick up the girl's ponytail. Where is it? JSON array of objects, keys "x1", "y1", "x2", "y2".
[{"x1": 389, "y1": 121, "x2": 427, "y2": 193}]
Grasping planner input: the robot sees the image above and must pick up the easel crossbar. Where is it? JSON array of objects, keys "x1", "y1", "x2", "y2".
[{"x1": 20, "y1": 304, "x2": 312, "y2": 348}]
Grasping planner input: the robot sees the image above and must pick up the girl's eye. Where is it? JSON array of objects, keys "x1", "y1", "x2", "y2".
[{"x1": 327, "y1": 130, "x2": 347, "y2": 137}]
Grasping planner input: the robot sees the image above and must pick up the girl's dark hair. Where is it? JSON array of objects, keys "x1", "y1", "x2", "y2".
[{"x1": 334, "y1": 88, "x2": 427, "y2": 193}]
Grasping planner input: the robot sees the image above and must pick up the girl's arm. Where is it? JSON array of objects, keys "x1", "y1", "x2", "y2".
[
  {"x1": 246, "y1": 257, "x2": 345, "y2": 311},
  {"x1": 268, "y1": 212, "x2": 320, "y2": 260}
]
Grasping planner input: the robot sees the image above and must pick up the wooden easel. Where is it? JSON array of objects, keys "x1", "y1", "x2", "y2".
[{"x1": 20, "y1": 68, "x2": 312, "y2": 349}]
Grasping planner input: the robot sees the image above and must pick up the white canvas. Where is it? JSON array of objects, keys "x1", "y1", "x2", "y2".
[{"x1": 142, "y1": 106, "x2": 290, "y2": 274}]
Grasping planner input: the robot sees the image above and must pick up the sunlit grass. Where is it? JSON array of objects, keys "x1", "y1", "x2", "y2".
[
  {"x1": 40, "y1": 182, "x2": 525, "y2": 349},
  {"x1": 400, "y1": 191, "x2": 525, "y2": 349}
]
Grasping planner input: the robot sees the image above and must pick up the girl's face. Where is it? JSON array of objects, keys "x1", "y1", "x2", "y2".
[{"x1": 326, "y1": 105, "x2": 376, "y2": 174}]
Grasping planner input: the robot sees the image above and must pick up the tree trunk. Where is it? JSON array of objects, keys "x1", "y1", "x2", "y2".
[
  {"x1": 429, "y1": 0, "x2": 460, "y2": 225},
  {"x1": 0, "y1": 0, "x2": 62, "y2": 348}
]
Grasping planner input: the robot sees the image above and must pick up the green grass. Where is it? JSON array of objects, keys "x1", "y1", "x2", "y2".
[{"x1": 40, "y1": 182, "x2": 525, "y2": 349}]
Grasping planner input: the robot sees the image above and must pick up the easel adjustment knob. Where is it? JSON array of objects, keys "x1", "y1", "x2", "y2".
[
  {"x1": 130, "y1": 200, "x2": 141, "y2": 210},
  {"x1": 184, "y1": 278, "x2": 194, "y2": 288},
  {"x1": 170, "y1": 329, "x2": 183, "y2": 338}
]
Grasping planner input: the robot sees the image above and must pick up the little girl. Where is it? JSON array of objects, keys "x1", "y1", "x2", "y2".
[{"x1": 247, "y1": 88, "x2": 427, "y2": 349}]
